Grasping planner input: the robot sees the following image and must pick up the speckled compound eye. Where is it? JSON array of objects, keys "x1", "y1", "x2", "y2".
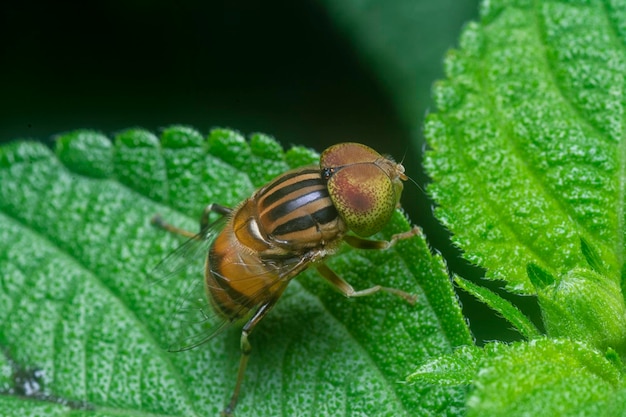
[{"x1": 320, "y1": 143, "x2": 406, "y2": 237}]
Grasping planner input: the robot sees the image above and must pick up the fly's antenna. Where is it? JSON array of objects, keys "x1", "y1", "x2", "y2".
[
  {"x1": 405, "y1": 172, "x2": 425, "y2": 195},
  {"x1": 397, "y1": 145, "x2": 426, "y2": 195}
]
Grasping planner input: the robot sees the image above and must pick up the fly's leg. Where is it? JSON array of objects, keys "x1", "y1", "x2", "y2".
[
  {"x1": 342, "y1": 225, "x2": 420, "y2": 250},
  {"x1": 222, "y1": 300, "x2": 279, "y2": 417},
  {"x1": 334, "y1": 226, "x2": 419, "y2": 303},
  {"x1": 151, "y1": 203, "x2": 233, "y2": 238},
  {"x1": 316, "y1": 263, "x2": 417, "y2": 305},
  {"x1": 200, "y1": 203, "x2": 233, "y2": 231},
  {"x1": 221, "y1": 331, "x2": 251, "y2": 417}
]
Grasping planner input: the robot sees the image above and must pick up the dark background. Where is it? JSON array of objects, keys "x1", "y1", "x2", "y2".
[
  {"x1": 1, "y1": 1, "x2": 418, "y2": 147},
  {"x1": 1, "y1": 0, "x2": 535, "y2": 343}
]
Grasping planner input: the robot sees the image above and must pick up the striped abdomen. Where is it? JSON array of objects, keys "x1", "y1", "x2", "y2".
[{"x1": 206, "y1": 166, "x2": 346, "y2": 318}]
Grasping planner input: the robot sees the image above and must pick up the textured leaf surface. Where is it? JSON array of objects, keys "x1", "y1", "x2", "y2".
[
  {"x1": 0, "y1": 127, "x2": 469, "y2": 416},
  {"x1": 410, "y1": 339, "x2": 626, "y2": 417},
  {"x1": 453, "y1": 276, "x2": 540, "y2": 340},
  {"x1": 407, "y1": 345, "x2": 482, "y2": 387},
  {"x1": 424, "y1": 0, "x2": 626, "y2": 294},
  {"x1": 467, "y1": 339, "x2": 625, "y2": 417}
]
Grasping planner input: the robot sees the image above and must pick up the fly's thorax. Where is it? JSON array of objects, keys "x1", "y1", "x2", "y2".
[
  {"x1": 252, "y1": 166, "x2": 346, "y2": 251},
  {"x1": 231, "y1": 199, "x2": 273, "y2": 253},
  {"x1": 320, "y1": 143, "x2": 406, "y2": 237}
]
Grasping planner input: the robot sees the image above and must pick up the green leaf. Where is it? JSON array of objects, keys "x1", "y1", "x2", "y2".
[
  {"x1": 407, "y1": 345, "x2": 483, "y2": 386},
  {"x1": 423, "y1": 0, "x2": 625, "y2": 295},
  {"x1": 419, "y1": 1, "x2": 626, "y2": 414},
  {"x1": 0, "y1": 128, "x2": 470, "y2": 416},
  {"x1": 580, "y1": 237, "x2": 608, "y2": 275},
  {"x1": 453, "y1": 276, "x2": 541, "y2": 340},
  {"x1": 537, "y1": 268, "x2": 626, "y2": 354},
  {"x1": 410, "y1": 339, "x2": 626, "y2": 417},
  {"x1": 526, "y1": 263, "x2": 556, "y2": 290},
  {"x1": 467, "y1": 339, "x2": 624, "y2": 417},
  {"x1": 0, "y1": 353, "x2": 12, "y2": 392}
]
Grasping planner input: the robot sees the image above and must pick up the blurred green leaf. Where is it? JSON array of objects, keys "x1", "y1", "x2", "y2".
[
  {"x1": 0, "y1": 353, "x2": 11, "y2": 392},
  {"x1": 320, "y1": 0, "x2": 479, "y2": 126},
  {"x1": 0, "y1": 127, "x2": 469, "y2": 416}
]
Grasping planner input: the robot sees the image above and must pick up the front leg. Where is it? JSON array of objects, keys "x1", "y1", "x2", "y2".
[
  {"x1": 343, "y1": 226, "x2": 420, "y2": 250},
  {"x1": 316, "y1": 263, "x2": 417, "y2": 305}
]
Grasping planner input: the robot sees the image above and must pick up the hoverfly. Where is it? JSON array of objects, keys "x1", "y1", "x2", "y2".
[{"x1": 152, "y1": 142, "x2": 418, "y2": 416}]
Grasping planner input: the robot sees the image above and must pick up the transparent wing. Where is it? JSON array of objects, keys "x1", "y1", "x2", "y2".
[
  {"x1": 164, "y1": 266, "x2": 233, "y2": 352},
  {"x1": 152, "y1": 216, "x2": 229, "y2": 351},
  {"x1": 152, "y1": 216, "x2": 306, "y2": 352},
  {"x1": 151, "y1": 215, "x2": 227, "y2": 282}
]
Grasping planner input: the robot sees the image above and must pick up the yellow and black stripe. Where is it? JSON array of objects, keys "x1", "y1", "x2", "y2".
[{"x1": 256, "y1": 167, "x2": 340, "y2": 245}]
